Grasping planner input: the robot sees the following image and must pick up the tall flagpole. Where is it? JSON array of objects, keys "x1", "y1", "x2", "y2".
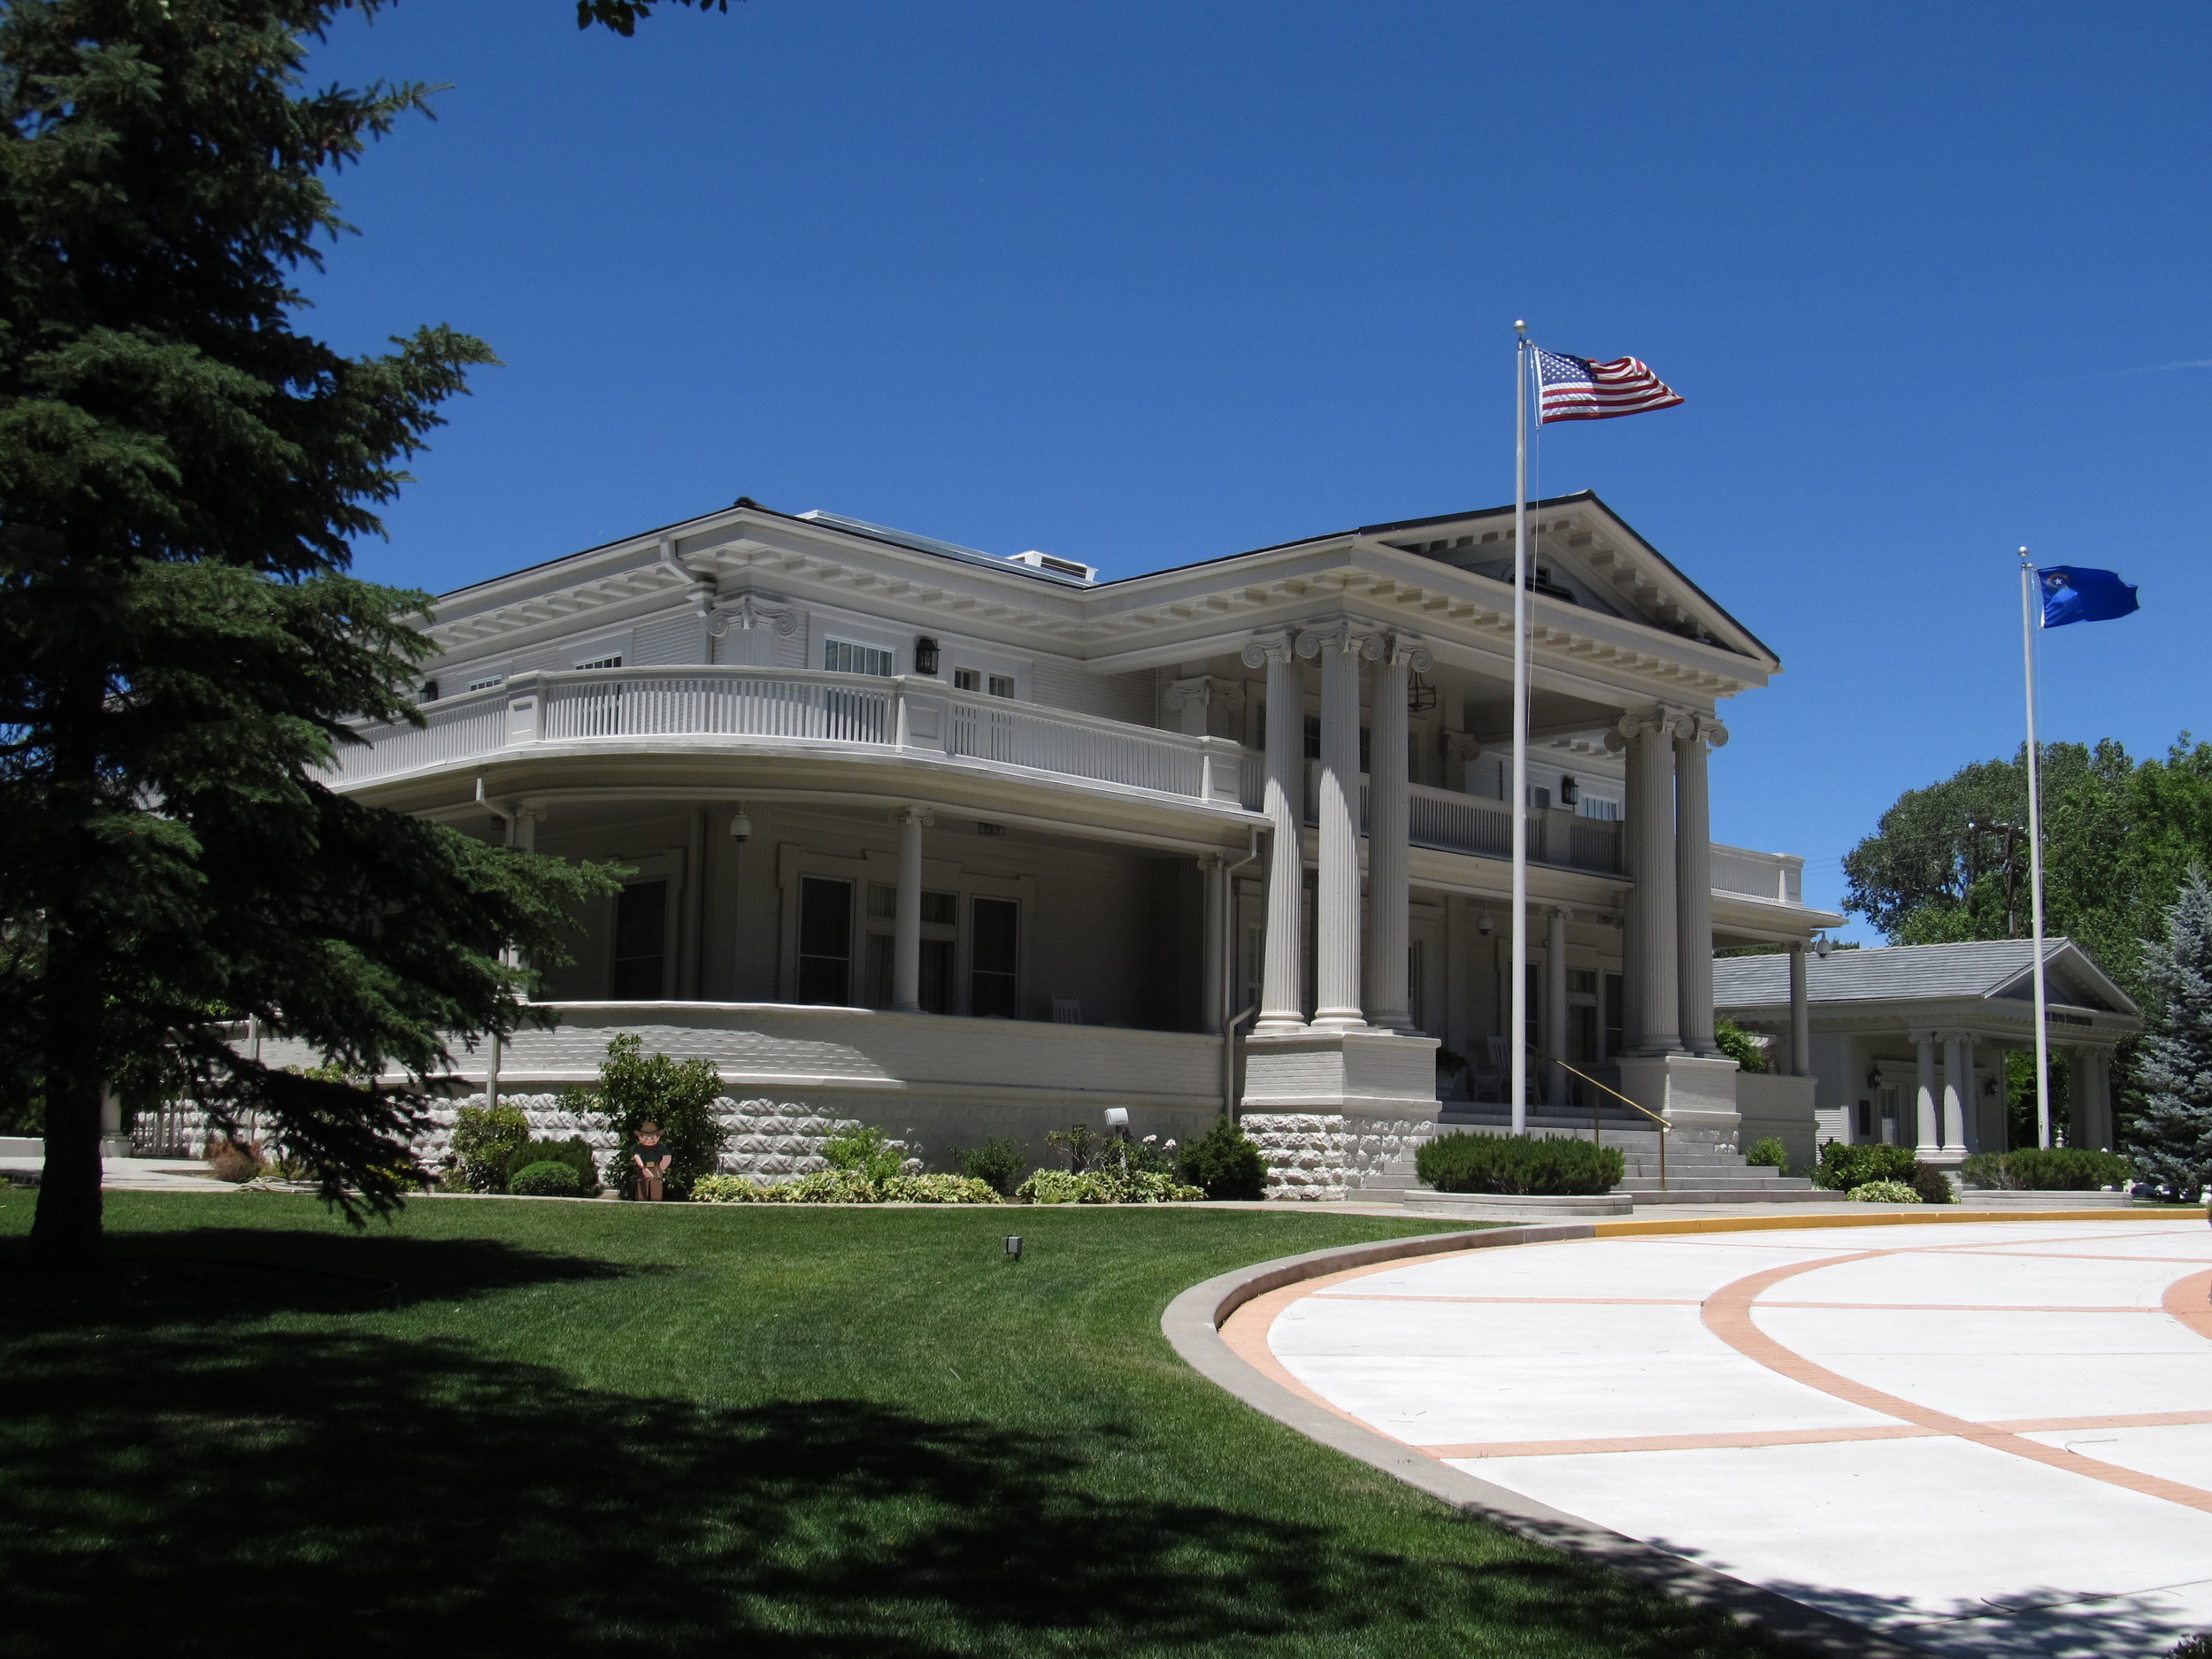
[
  {"x1": 2018, "y1": 548, "x2": 2052, "y2": 1148},
  {"x1": 1510, "y1": 322, "x2": 1532, "y2": 1132}
]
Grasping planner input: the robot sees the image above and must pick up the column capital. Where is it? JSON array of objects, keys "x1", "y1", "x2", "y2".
[
  {"x1": 1605, "y1": 704, "x2": 1723, "y2": 749},
  {"x1": 1676, "y1": 710, "x2": 1729, "y2": 749},
  {"x1": 1294, "y1": 620, "x2": 1386, "y2": 662},
  {"x1": 1442, "y1": 731, "x2": 1483, "y2": 762},
  {"x1": 1239, "y1": 628, "x2": 1297, "y2": 668},
  {"x1": 1909, "y1": 1027, "x2": 1941, "y2": 1046},
  {"x1": 706, "y1": 590, "x2": 802, "y2": 639},
  {"x1": 893, "y1": 805, "x2": 935, "y2": 828},
  {"x1": 1382, "y1": 631, "x2": 1433, "y2": 672},
  {"x1": 1164, "y1": 675, "x2": 1246, "y2": 714}
]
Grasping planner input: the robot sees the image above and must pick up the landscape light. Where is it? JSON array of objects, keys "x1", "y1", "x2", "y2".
[
  {"x1": 1104, "y1": 1106, "x2": 1129, "y2": 1128},
  {"x1": 1002, "y1": 1235, "x2": 1024, "y2": 1261}
]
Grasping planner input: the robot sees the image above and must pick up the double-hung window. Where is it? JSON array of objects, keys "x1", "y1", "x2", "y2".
[{"x1": 823, "y1": 639, "x2": 894, "y2": 677}]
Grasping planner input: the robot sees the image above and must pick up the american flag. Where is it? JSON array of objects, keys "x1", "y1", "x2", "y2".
[{"x1": 1535, "y1": 348, "x2": 1684, "y2": 423}]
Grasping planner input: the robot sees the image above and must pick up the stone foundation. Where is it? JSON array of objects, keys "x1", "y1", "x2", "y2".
[{"x1": 1242, "y1": 1112, "x2": 1433, "y2": 1201}]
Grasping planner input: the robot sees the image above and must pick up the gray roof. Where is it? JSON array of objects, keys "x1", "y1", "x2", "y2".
[{"x1": 1713, "y1": 938, "x2": 2139, "y2": 1018}]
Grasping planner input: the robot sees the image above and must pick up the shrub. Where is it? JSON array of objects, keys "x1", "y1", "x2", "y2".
[
  {"x1": 1045, "y1": 1123, "x2": 1110, "y2": 1172},
  {"x1": 505, "y1": 1136, "x2": 599, "y2": 1195},
  {"x1": 1959, "y1": 1147, "x2": 2135, "y2": 1191},
  {"x1": 2166, "y1": 1634, "x2": 2212, "y2": 1659},
  {"x1": 1742, "y1": 1136, "x2": 1789, "y2": 1171},
  {"x1": 1415, "y1": 1133, "x2": 1624, "y2": 1196},
  {"x1": 203, "y1": 1138, "x2": 265, "y2": 1184},
  {"x1": 1847, "y1": 1179, "x2": 1922, "y2": 1204},
  {"x1": 511, "y1": 1160, "x2": 581, "y2": 1197},
  {"x1": 1179, "y1": 1117, "x2": 1268, "y2": 1201},
  {"x1": 1016, "y1": 1168, "x2": 1201, "y2": 1204},
  {"x1": 575, "y1": 1034, "x2": 726, "y2": 1200},
  {"x1": 953, "y1": 1136, "x2": 1027, "y2": 1196},
  {"x1": 1714, "y1": 1017, "x2": 1769, "y2": 1073},
  {"x1": 449, "y1": 1102, "x2": 531, "y2": 1193},
  {"x1": 692, "y1": 1170, "x2": 881, "y2": 1204},
  {"x1": 879, "y1": 1173, "x2": 1002, "y2": 1204},
  {"x1": 821, "y1": 1124, "x2": 908, "y2": 1184},
  {"x1": 1909, "y1": 1163, "x2": 1955, "y2": 1204},
  {"x1": 1812, "y1": 1141, "x2": 1916, "y2": 1192}
]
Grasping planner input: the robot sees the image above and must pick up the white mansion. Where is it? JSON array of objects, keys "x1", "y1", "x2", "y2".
[{"x1": 334, "y1": 492, "x2": 1847, "y2": 1192}]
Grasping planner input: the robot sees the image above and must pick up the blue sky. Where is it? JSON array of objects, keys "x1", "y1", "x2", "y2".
[{"x1": 303, "y1": 2, "x2": 2212, "y2": 933}]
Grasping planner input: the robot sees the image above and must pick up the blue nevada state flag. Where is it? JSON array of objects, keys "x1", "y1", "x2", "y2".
[{"x1": 2039, "y1": 565, "x2": 2139, "y2": 628}]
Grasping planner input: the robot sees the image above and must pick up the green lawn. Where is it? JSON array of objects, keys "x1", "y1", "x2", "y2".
[{"x1": 0, "y1": 1192, "x2": 1790, "y2": 1658}]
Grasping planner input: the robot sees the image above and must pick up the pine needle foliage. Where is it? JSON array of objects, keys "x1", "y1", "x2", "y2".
[
  {"x1": 0, "y1": 1, "x2": 617, "y2": 1261},
  {"x1": 2127, "y1": 870, "x2": 2212, "y2": 1202}
]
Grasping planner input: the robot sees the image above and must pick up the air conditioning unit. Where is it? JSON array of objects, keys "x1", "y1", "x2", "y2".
[{"x1": 1005, "y1": 550, "x2": 1095, "y2": 582}]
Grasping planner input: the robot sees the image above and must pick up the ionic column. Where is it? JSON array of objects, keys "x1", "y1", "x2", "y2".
[
  {"x1": 1788, "y1": 941, "x2": 1811, "y2": 1077},
  {"x1": 1942, "y1": 1033, "x2": 1974, "y2": 1156},
  {"x1": 1544, "y1": 907, "x2": 1570, "y2": 1104},
  {"x1": 1241, "y1": 632, "x2": 1307, "y2": 1033},
  {"x1": 892, "y1": 805, "x2": 932, "y2": 1012},
  {"x1": 1608, "y1": 710, "x2": 1681, "y2": 1054},
  {"x1": 1297, "y1": 622, "x2": 1382, "y2": 1031},
  {"x1": 1200, "y1": 853, "x2": 1226, "y2": 1035},
  {"x1": 1366, "y1": 634, "x2": 1430, "y2": 1033},
  {"x1": 1913, "y1": 1030, "x2": 1940, "y2": 1158},
  {"x1": 1674, "y1": 713, "x2": 1725, "y2": 1056}
]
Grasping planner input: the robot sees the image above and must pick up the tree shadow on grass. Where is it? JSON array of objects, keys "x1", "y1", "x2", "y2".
[{"x1": 0, "y1": 1277, "x2": 1788, "y2": 1659}]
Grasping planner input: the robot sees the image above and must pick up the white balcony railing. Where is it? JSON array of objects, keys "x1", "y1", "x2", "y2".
[{"x1": 332, "y1": 666, "x2": 1248, "y2": 807}]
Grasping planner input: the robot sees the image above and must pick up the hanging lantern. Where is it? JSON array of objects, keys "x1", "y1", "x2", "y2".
[{"x1": 1406, "y1": 671, "x2": 1439, "y2": 714}]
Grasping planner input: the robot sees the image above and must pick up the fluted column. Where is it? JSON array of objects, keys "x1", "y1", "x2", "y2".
[
  {"x1": 1200, "y1": 853, "x2": 1226, "y2": 1035},
  {"x1": 1297, "y1": 622, "x2": 1382, "y2": 1032},
  {"x1": 893, "y1": 805, "x2": 932, "y2": 1013},
  {"x1": 1544, "y1": 906, "x2": 1570, "y2": 1104},
  {"x1": 1366, "y1": 633, "x2": 1429, "y2": 1033},
  {"x1": 1913, "y1": 1030, "x2": 1940, "y2": 1158},
  {"x1": 1674, "y1": 713, "x2": 1724, "y2": 1056},
  {"x1": 1788, "y1": 941, "x2": 1811, "y2": 1076},
  {"x1": 1942, "y1": 1033, "x2": 1971, "y2": 1156},
  {"x1": 1241, "y1": 632, "x2": 1306, "y2": 1033},
  {"x1": 1608, "y1": 710, "x2": 1682, "y2": 1054}
]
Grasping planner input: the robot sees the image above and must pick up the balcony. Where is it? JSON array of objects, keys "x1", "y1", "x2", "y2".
[
  {"x1": 1711, "y1": 843, "x2": 1805, "y2": 905},
  {"x1": 332, "y1": 666, "x2": 1249, "y2": 808}
]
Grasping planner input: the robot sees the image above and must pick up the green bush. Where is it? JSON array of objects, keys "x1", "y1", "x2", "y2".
[
  {"x1": 1742, "y1": 1136, "x2": 1789, "y2": 1171},
  {"x1": 575, "y1": 1034, "x2": 726, "y2": 1200},
  {"x1": 510, "y1": 1160, "x2": 581, "y2": 1197},
  {"x1": 1959, "y1": 1147, "x2": 2135, "y2": 1191},
  {"x1": 953, "y1": 1136, "x2": 1027, "y2": 1196},
  {"x1": 821, "y1": 1124, "x2": 908, "y2": 1184},
  {"x1": 1714, "y1": 1017, "x2": 1768, "y2": 1073},
  {"x1": 1415, "y1": 1133, "x2": 1624, "y2": 1196},
  {"x1": 879, "y1": 1173, "x2": 1002, "y2": 1204},
  {"x1": 1812, "y1": 1141, "x2": 1916, "y2": 1192},
  {"x1": 1178, "y1": 1117, "x2": 1267, "y2": 1201},
  {"x1": 2165, "y1": 1633, "x2": 2212, "y2": 1658},
  {"x1": 1847, "y1": 1179, "x2": 1921, "y2": 1204},
  {"x1": 449, "y1": 1102, "x2": 531, "y2": 1194},
  {"x1": 1016, "y1": 1168, "x2": 1202, "y2": 1205},
  {"x1": 504, "y1": 1135, "x2": 598, "y2": 1195}
]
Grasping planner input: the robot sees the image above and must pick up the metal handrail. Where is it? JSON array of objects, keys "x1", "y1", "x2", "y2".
[{"x1": 1524, "y1": 1041, "x2": 1670, "y2": 1192}]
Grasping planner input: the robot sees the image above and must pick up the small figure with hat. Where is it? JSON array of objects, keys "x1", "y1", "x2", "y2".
[{"x1": 632, "y1": 1122, "x2": 672, "y2": 1202}]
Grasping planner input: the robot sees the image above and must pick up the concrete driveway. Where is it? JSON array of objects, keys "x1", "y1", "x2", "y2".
[{"x1": 1228, "y1": 1217, "x2": 2212, "y2": 1658}]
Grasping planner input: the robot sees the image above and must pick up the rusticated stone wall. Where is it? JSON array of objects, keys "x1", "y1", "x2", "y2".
[{"x1": 1240, "y1": 1112, "x2": 1434, "y2": 1201}]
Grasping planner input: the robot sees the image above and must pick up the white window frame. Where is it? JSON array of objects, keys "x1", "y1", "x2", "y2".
[{"x1": 823, "y1": 637, "x2": 895, "y2": 678}]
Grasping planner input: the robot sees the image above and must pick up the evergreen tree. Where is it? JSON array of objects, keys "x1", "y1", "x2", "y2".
[
  {"x1": 2127, "y1": 871, "x2": 2212, "y2": 1202},
  {"x1": 0, "y1": 1, "x2": 617, "y2": 1262}
]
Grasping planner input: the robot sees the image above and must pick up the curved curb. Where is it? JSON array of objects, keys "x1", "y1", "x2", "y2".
[{"x1": 1162, "y1": 1219, "x2": 1940, "y2": 1659}]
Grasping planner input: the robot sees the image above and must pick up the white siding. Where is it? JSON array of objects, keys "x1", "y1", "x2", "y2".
[
  {"x1": 632, "y1": 608, "x2": 705, "y2": 666},
  {"x1": 1031, "y1": 657, "x2": 1154, "y2": 726}
]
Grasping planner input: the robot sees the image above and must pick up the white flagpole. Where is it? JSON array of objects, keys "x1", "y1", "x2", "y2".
[
  {"x1": 1510, "y1": 322, "x2": 1532, "y2": 1132},
  {"x1": 2018, "y1": 548, "x2": 2052, "y2": 1148}
]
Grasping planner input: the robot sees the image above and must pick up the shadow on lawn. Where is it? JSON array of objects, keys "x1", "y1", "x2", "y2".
[{"x1": 0, "y1": 1272, "x2": 1787, "y2": 1658}]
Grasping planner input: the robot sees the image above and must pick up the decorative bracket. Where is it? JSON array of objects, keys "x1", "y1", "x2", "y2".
[{"x1": 706, "y1": 592, "x2": 802, "y2": 640}]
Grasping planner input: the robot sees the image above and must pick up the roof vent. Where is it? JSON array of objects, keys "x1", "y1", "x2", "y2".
[{"x1": 1007, "y1": 550, "x2": 1095, "y2": 583}]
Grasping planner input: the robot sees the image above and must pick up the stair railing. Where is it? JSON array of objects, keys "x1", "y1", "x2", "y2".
[{"x1": 1523, "y1": 1042, "x2": 1671, "y2": 1193}]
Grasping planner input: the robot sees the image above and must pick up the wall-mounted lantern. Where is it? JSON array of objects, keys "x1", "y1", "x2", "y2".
[
  {"x1": 914, "y1": 635, "x2": 941, "y2": 676},
  {"x1": 1558, "y1": 775, "x2": 1580, "y2": 806}
]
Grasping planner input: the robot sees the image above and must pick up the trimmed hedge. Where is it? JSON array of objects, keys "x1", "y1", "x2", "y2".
[
  {"x1": 1178, "y1": 1118, "x2": 1267, "y2": 1201},
  {"x1": 510, "y1": 1160, "x2": 582, "y2": 1197},
  {"x1": 1959, "y1": 1148, "x2": 2135, "y2": 1192},
  {"x1": 505, "y1": 1135, "x2": 599, "y2": 1195},
  {"x1": 1742, "y1": 1136, "x2": 1789, "y2": 1171},
  {"x1": 1415, "y1": 1133, "x2": 1624, "y2": 1196},
  {"x1": 691, "y1": 1171, "x2": 1002, "y2": 1204},
  {"x1": 1813, "y1": 1141, "x2": 1916, "y2": 1191}
]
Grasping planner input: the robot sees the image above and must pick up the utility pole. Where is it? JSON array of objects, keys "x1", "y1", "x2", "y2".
[{"x1": 1967, "y1": 818, "x2": 2026, "y2": 938}]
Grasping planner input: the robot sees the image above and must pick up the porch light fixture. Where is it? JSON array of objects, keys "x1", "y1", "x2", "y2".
[
  {"x1": 1814, "y1": 934, "x2": 1833, "y2": 958},
  {"x1": 914, "y1": 634, "x2": 941, "y2": 676},
  {"x1": 1867, "y1": 1065, "x2": 1885, "y2": 1089},
  {"x1": 1558, "y1": 775, "x2": 1580, "y2": 806},
  {"x1": 1406, "y1": 671, "x2": 1438, "y2": 714},
  {"x1": 728, "y1": 806, "x2": 753, "y2": 843},
  {"x1": 1477, "y1": 913, "x2": 1494, "y2": 936}
]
